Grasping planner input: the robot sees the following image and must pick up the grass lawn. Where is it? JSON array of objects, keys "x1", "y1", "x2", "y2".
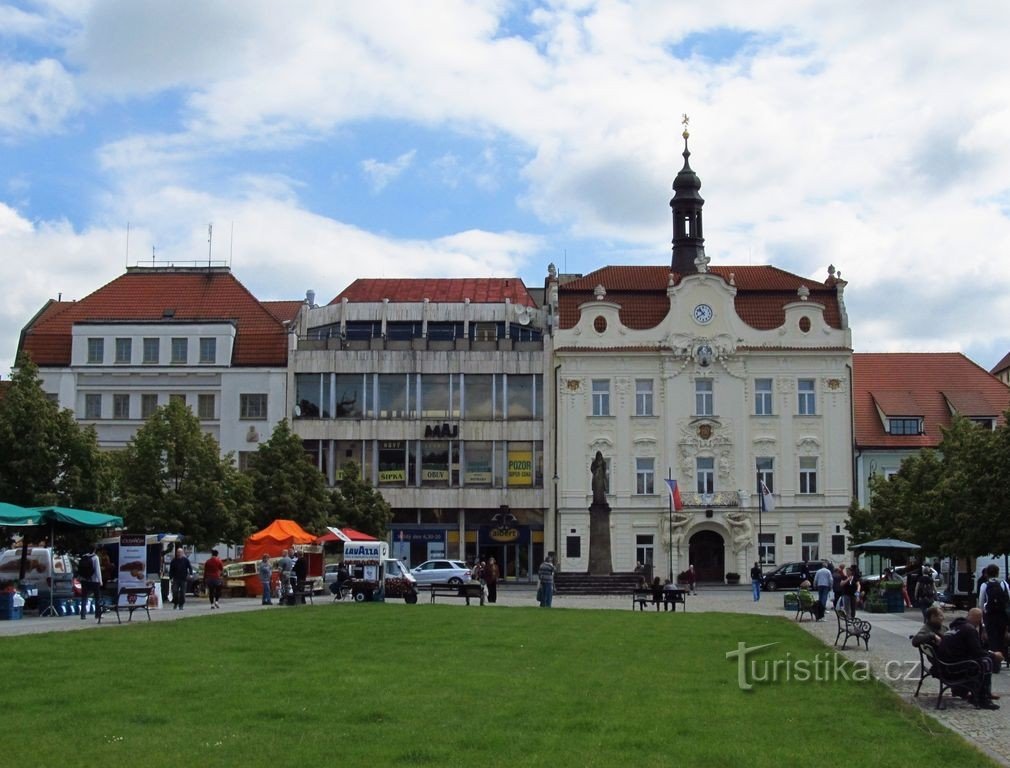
[{"x1": 1, "y1": 605, "x2": 996, "y2": 767}]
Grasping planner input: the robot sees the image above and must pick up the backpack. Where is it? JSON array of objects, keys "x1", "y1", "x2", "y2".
[
  {"x1": 78, "y1": 554, "x2": 95, "y2": 580},
  {"x1": 985, "y1": 580, "x2": 1008, "y2": 616}
]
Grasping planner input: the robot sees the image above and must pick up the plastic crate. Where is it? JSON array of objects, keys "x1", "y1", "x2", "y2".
[{"x1": 0, "y1": 606, "x2": 23, "y2": 620}]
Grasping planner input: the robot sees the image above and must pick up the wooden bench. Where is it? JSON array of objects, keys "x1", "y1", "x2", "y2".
[
  {"x1": 290, "y1": 579, "x2": 316, "y2": 605},
  {"x1": 663, "y1": 587, "x2": 687, "y2": 612},
  {"x1": 915, "y1": 642, "x2": 987, "y2": 709},
  {"x1": 833, "y1": 609, "x2": 872, "y2": 649},
  {"x1": 632, "y1": 588, "x2": 655, "y2": 610},
  {"x1": 98, "y1": 586, "x2": 154, "y2": 624},
  {"x1": 429, "y1": 583, "x2": 484, "y2": 606}
]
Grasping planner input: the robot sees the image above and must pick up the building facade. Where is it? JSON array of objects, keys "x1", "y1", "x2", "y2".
[
  {"x1": 548, "y1": 133, "x2": 854, "y2": 581},
  {"x1": 289, "y1": 278, "x2": 549, "y2": 578},
  {"x1": 17, "y1": 266, "x2": 296, "y2": 459}
]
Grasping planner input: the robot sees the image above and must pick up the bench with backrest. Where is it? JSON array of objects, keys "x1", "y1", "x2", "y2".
[
  {"x1": 795, "y1": 590, "x2": 819, "y2": 622},
  {"x1": 98, "y1": 586, "x2": 154, "y2": 624},
  {"x1": 915, "y1": 642, "x2": 986, "y2": 709},
  {"x1": 429, "y1": 583, "x2": 484, "y2": 606},
  {"x1": 833, "y1": 609, "x2": 872, "y2": 649}
]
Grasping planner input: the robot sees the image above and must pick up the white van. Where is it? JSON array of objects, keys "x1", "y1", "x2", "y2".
[
  {"x1": 343, "y1": 542, "x2": 418, "y2": 603},
  {"x1": 0, "y1": 547, "x2": 75, "y2": 606}
]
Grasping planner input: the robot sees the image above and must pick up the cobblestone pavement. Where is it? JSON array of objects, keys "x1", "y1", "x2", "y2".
[{"x1": 2, "y1": 584, "x2": 1006, "y2": 764}]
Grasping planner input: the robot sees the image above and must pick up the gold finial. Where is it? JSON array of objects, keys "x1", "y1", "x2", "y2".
[{"x1": 681, "y1": 112, "x2": 690, "y2": 139}]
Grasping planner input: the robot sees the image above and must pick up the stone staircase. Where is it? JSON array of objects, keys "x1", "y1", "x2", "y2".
[{"x1": 554, "y1": 571, "x2": 642, "y2": 595}]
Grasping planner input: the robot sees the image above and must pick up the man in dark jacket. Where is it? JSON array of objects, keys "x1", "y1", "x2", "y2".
[
  {"x1": 293, "y1": 551, "x2": 309, "y2": 604},
  {"x1": 168, "y1": 548, "x2": 193, "y2": 610},
  {"x1": 937, "y1": 608, "x2": 1003, "y2": 709}
]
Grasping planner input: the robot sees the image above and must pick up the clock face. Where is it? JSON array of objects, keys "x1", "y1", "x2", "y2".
[{"x1": 693, "y1": 303, "x2": 714, "y2": 324}]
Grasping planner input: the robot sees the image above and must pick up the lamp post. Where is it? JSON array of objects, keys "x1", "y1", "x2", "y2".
[{"x1": 668, "y1": 466, "x2": 674, "y2": 582}]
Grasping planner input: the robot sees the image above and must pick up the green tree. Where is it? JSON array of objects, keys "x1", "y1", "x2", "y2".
[
  {"x1": 0, "y1": 356, "x2": 112, "y2": 508},
  {"x1": 114, "y1": 399, "x2": 254, "y2": 548},
  {"x1": 246, "y1": 419, "x2": 331, "y2": 532},
  {"x1": 331, "y1": 461, "x2": 392, "y2": 539}
]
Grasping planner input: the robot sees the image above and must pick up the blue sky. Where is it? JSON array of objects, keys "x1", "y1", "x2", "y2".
[{"x1": 2, "y1": 1, "x2": 1010, "y2": 372}]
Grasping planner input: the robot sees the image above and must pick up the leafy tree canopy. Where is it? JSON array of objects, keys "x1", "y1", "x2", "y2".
[{"x1": 331, "y1": 461, "x2": 392, "y2": 539}]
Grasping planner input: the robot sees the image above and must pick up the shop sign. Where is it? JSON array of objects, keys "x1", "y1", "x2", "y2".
[
  {"x1": 478, "y1": 525, "x2": 531, "y2": 547},
  {"x1": 421, "y1": 467, "x2": 449, "y2": 481},
  {"x1": 395, "y1": 530, "x2": 446, "y2": 543},
  {"x1": 464, "y1": 471, "x2": 493, "y2": 484},
  {"x1": 507, "y1": 450, "x2": 533, "y2": 486},
  {"x1": 379, "y1": 469, "x2": 406, "y2": 482}
]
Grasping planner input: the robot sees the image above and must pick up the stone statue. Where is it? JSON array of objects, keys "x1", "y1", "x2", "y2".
[
  {"x1": 668, "y1": 511, "x2": 691, "y2": 548},
  {"x1": 590, "y1": 451, "x2": 608, "y2": 506},
  {"x1": 724, "y1": 511, "x2": 754, "y2": 553}
]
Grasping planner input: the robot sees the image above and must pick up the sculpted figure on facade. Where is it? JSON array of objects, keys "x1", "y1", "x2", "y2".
[{"x1": 724, "y1": 511, "x2": 754, "y2": 553}]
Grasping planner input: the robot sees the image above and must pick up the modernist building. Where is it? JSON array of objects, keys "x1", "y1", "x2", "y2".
[
  {"x1": 17, "y1": 266, "x2": 297, "y2": 459},
  {"x1": 852, "y1": 352, "x2": 1010, "y2": 507},
  {"x1": 289, "y1": 278, "x2": 549, "y2": 577},
  {"x1": 548, "y1": 132, "x2": 854, "y2": 581}
]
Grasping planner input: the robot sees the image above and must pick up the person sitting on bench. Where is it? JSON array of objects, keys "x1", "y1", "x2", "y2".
[
  {"x1": 937, "y1": 608, "x2": 1003, "y2": 709},
  {"x1": 912, "y1": 605, "x2": 947, "y2": 648}
]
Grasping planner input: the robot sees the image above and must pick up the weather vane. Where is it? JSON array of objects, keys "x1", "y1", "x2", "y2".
[{"x1": 682, "y1": 113, "x2": 690, "y2": 139}]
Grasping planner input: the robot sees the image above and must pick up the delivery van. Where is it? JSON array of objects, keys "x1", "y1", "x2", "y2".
[
  {"x1": 0, "y1": 547, "x2": 76, "y2": 607},
  {"x1": 343, "y1": 541, "x2": 418, "y2": 603}
]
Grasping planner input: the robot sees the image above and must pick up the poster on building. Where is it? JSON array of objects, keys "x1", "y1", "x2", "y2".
[
  {"x1": 421, "y1": 467, "x2": 449, "y2": 481},
  {"x1": 507, "y1": 449, "x2": 533, "y2": 486},
  {"x1": 378, "y1": 469, "x2": 406, "y2": 483},
  {"x1": 464, "y1": 464, "x2": 492, "y2": 484},
  {"x1": 117, "y1": 534, "x2": 154, "y2": 608}
]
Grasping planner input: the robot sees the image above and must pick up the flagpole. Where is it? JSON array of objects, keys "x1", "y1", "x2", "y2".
[
  {"x1": 757, "y1": 462, "x2": 763, "y2": 566},
  {"x1": 668, "y1": 466, "x2": 673, "y2": 582}
]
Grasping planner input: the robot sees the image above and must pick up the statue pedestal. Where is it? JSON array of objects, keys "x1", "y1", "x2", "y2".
[{"x1": 588, "y1": 501, "x2": 612, "y2": 575}]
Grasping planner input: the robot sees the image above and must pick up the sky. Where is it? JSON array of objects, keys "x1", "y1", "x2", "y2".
[{"x1": 3, "y1": 1, "x2": 1010, "y2": 373}]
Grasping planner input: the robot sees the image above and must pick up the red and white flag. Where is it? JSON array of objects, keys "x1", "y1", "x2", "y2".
[{"x1": 665, "y1": 479, "x2": 684, "y2": 511}]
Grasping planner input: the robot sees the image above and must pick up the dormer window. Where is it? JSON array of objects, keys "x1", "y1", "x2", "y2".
[
  {"x1": 888, "y1": 418, "x2": 922, "y2": 435},
  {"x1": 970, "y1": 417, "x2": 996, "y2": 430}
]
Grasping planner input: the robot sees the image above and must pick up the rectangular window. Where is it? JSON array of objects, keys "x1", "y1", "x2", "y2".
[
  {"x1": 141, "y1": 394, "x2": 158, "y2": 419},
  {"x1": 798, "y1": 379, "x2": 816, "y2": 415},
  {"x1": 566, "y1": 536, "x2": 581, "y2": 559},
  {"x1": 506, "y1": 374, "x2": 535, "y2": 420},
  {"x1": 463, "y1": 441, "x2": 494, "y2": 487},
  {"x1": 87, "y1": 338, "x2": 104, "y2": 364},
  {"x1": 635, "y1": 457, "x2": 655, "y2": 495},
  {"x1": 695, "y1": 379, "x2": 713, "y2": 416},
  {"x1": 377, "y1": 374, "x2": 409, "y2": 419},
  {"x1": 463, "y1": 374, "x2": 494, "y2": 419},
  {"x1": 889, "y1": 418, "x2": 921, "y2": 435},
  {"x1": 421, "y1": 441, "x2": 450, "y2": 487},
  {"x1": 635, "y1": 535, "x2": 655, "y2": 566},
  {"x1": 696, "y1": 456, "x2": 715, "y2": 494},
  {"x1": 756, "y1": 457, "x2": 774, "y2": 494},
  {"x1": 240, "y1": 393, "x2": 268, "y2": 419},
  {"x1": 801, "y1": 533, "x2": 820, "y2": 561},
  {"x1": 378, "y1": 441, "x2": 407, "y2": 486},
  {"x1": 799, "y1": 456, "x2": 818, "y2": 494},
  {"x1": 171, "y1": 337, "x2": 188, "y2": 365},
  {"x1": 199, "y1": 337, "x2": 216, "y2": 364},
  {"x1": 113, "y1": 393, "x2": 130, "y2": 419},
  {"x1": 758, "y1": 533, "x2": 776, "y2": 566},
  {"x1": 142, "y1": 337, "x2": 159, "y2": 364},
  {"x1": 84, "y1": 393, "x2": 101, "y2": 419},
  {"x1": 754, "y1": 378, "x2": 773, "y2": 415},
  {"x1": 831, "y1": 534, "x2": 846, "y2": 556},
  {"x1": 420, "y1": 374, "x2": 451, "y2": 419},
  {"x1": 169, "y1": 393, "x2": 186, "y2": 408},
  {"x1": 238, "y1": 451, "x2": 255, "y2": 472},
  {"x1": 334, "y1": 374, "x2": 363, "y2": 419},
  {"x1": 198, "y1": 394, "x2": 215, "y2": 420},
  {"x1": 295, "y1": 373, "x2": 325, "y2": 419},
  {"x1": 592, "y1": 379, "x2": 610, "y2": 416},
  {"x1": 635, "y1": 379, "x2": 653, "y2": 416},
  {"x1": 114, "y1": 338, "x2": 132, "y2": 364}
]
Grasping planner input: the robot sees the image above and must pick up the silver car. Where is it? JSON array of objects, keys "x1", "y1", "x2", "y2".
[{"x1": 410, "y1": 559, "x2": 472, "y2": 585}]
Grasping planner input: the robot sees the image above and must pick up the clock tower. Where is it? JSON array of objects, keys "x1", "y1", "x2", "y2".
[{"x1": 670, "y1": 116, "x2": 706, "y2": 276}]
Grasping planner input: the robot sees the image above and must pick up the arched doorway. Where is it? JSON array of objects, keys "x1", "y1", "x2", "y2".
[{"x1": 689, "y1": 530, "x2": 725, "y2": 581}]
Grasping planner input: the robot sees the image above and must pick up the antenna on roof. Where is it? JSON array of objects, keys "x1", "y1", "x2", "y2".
[
  {"x1": 229, "y1": 221, "x2": 234, "y2": 268},
  {"x1": 207, "y1": 223, "x2": 213, "y2": 267}
]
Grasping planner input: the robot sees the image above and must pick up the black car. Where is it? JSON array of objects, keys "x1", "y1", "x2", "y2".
[{"x1": 761, "y1": 561, "x2": 831, "y2": 591}]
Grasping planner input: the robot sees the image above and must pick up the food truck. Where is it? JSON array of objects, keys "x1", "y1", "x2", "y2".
[{"x1": 343, "y1": 541, "x2": 417, "y2": 603}]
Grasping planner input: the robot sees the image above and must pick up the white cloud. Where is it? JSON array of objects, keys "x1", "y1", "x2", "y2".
[
  {"x1": 360, "y1": 150, "x2": 417, "y2": 193},
  {"x1": 0, "y1": 58, "x2": 79, "y2": 136}
]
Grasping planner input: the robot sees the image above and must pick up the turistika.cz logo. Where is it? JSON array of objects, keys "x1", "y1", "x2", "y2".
[{"x1": 725, "y1": 642, "x2": 874, "y2": 691}]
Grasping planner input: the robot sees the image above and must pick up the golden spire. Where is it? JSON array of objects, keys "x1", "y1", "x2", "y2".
[{"x1": 681, "y1": 113, "x2": 690, "y2": 140}]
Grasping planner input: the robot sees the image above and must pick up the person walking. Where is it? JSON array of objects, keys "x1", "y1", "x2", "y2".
[
  {"x1": 204, "y1": 549, "x2": 224, "y2": 609},
  {"x1": 813, "y1": 562, "x2": 833, "y2": 621},
  {"x1": 686, "y1": 564, "x2": 697, "y2": 595},
  {"x1": 750, "y1": 561, "x2": 763, "y2": 602},
  {"x1": 168, "y1": 548, "x2": 193, "y2": 610},
  {"x1": 537, "y1": 553, "x2": 556, "y2": 608},
  {"x1": 258, "y1": 554, "x2": 273, "y2": 605},
  {"x1": 485, "y1": 557, "x2": 500, "y2": 604},
  {"x1": 293, "y1": 550, "x2": 309, "y2": 604},
  {"x1": 279, "y1": 548, "x2": 294, "y2": 605},
  {"x1": 980, "y1": 564, "x2": 1010, "y2": 662},
  {"x1": 77, "y1": 545, "x2": 103, "y2": 621}
]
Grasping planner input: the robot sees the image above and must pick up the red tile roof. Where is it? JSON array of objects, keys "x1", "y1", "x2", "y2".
[
  {"x1": 262, "y1": 300, "x2": 304, "y2": 324},
  {"x1": 557, "y1": 265, "x2": 843, "y2": 330},
  {"x1": 853, "y1": 352, "x2": 1010, "y2": 448},
  {"x1": 331, "y1": 278, "x2": 537, "y2": 306},
  {"x1": 19, "y1": 268, "x2": 290, "y2": 367},
  {"x1": 991, "y1": 350, "x2": 1010, "y2": 377}
]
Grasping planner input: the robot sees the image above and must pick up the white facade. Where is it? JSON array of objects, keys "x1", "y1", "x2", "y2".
[{"x1": 549, "y1": 268, "x2": 853, "y2": 580}]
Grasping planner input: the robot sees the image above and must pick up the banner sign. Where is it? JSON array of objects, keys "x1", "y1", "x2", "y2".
[
  {"x1": 507, "y1": 450, "x2": 533, "y2": 486},
  {"x1": 118, "y1": 534, "x2": 155, "y2": 608},
  {"x1": 378, "y1": 469, "x2": 406, "y2": 482},
  {"x1": 478, "y1": 525, "x2": 531, "y2": 547}
]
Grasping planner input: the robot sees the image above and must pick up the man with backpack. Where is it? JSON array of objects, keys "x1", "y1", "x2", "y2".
[
  {"x1": 980, "y1": 564, "x2": 1010, "y2": 662},
  {"x1": 77, "y1": 545, "x2": 103, "y2": 621}
]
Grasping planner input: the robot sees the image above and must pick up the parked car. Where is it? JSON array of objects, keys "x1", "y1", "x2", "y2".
[
  {"x1": 761, "y1": 561, "x2": 832, "y2": 591},
  {"x1": 324, "y1": 563, "x2": 342, "y2": 586},
  {"x1": 410, "y1": 559, "x2": 472, "y2": 585}
]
